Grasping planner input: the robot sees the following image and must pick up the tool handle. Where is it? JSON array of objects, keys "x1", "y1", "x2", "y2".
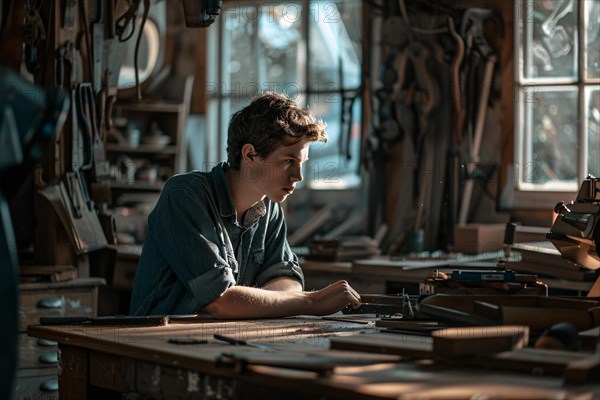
[
  {"x1": 504, "y1": 222, "x2": 516, "y2": 245},
  {"x1": 213, "y1": 334, "x2": 241, "y2": 345},
  {"x1": 359, "y1": 294, "x2": 404, "y2": 305}
]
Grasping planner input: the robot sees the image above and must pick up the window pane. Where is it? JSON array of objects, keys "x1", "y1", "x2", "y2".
[
  {"x1": 588, "y1": 88, "x2": 600, "y2": 176},
  {"x1": 523, "y1": 88, "x2": 578, "y2": 186},
  {"x1": 222, "y1": 2, "x2": 304, "y2": 96},
  {"x1": 308, "y1": 1, "x2": 362, "y2": 89},
  {"x1": 258, "y1": 3, "x2": 304, "y2": 89},
  {"x1": 585, "y1": 0, "x2": 600, "y2": 79},
  {"x1": 222, "y1": 4, "x2": 259, "y2": 91},
  {"x1": 215, "y1": 1, "x2": 362, "y2": 190},
  {"x1": 304, "y1": 94, "x2": 361, "y2": 189},
  {"x1": 521, "y1": 0, "x2": 578, "y2": 80}
]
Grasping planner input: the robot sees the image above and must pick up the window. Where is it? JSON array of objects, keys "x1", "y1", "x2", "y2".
[
  {"x1": 512, "y1": 0, "x2": 599, "y2": 207},
  {"x1": 205, "y1": 0, "x2": 363, "y2": 189}
]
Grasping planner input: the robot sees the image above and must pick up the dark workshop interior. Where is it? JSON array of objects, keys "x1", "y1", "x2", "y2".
[{"x1": 1, "y1": 0, "x2": 600, "y2": 399}]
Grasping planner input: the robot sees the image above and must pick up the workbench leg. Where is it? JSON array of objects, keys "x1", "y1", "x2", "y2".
[{"x1": 59, "y1": 345, "x2": 89, "y2": 400}]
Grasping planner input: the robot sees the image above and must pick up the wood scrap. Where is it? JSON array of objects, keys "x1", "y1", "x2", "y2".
[
  {"x1": 375, "y1": 320, "x2": 439, "y2": 331},
  {"x1": 431, "y1": 325, "x2": 529, "y2": 356},
  {"x1": 330, "y1": 333, "x2": 433, "y2": 358},
  {"x1": 483, "y1": 348, "x2": 599, "y2": 378}
]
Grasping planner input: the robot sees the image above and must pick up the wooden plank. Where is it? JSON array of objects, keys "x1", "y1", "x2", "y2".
[
  {"x1": 563, "y1": 356, "x2": 600, "y2": 384},
  {"x1": 431, "y1": 326, "x2": 529, "y2": 356},
  {"x1": 483, "y1": 348, "x2": 595, "y2": 376},
  {"x1": 375, "y1": 320, "x2": 439, "y2": 331},
  {"x1": 420, "y1": 294, "x2": 599, "y2": 313},
  {"x1": 330, "y1": 333, "x2": 433, "y2": 358}
]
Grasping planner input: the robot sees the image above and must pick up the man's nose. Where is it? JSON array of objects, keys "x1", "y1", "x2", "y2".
[{"x1": 290, "y1": 164, "x2": 303, "y2": 182}]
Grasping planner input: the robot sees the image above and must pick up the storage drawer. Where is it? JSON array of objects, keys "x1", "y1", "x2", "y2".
[
  {"x1": 19, "y1": 289, "x2": 95, "y2": 332},
  {"x1": 17, "y1": 333, "x2": 58, "y2": 370},
  {"x1": 14, "y1": 368, "x2": 58, "y2": 400}
]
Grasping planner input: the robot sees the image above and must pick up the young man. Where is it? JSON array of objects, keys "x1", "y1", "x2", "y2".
[{"x1": 130, "y1": 92, "x2": 361, "y2": 318}]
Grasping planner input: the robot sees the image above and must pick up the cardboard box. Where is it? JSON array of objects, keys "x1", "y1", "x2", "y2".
[{"x1": 453, "y1": 223, "x2": 506, "y2": 254}]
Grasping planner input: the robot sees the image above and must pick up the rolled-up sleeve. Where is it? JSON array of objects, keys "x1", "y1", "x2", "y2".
[
  {"x1": 150, "y1": 185, "x2": 236, "y2": 309},
  {"x1": 254, "y1": 203, "x2": 304, "y2": 288}
]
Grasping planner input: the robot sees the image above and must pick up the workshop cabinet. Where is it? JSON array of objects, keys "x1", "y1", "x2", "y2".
[
  {"x1": 107, "y1": 101, "x2": 189, "y2": 192},
  {"x1": 14, "y1": 278, "x2": 104, "y2": 400},
  {"x1": 106, "y1": 76, "x2": 193, "y2": 246}
]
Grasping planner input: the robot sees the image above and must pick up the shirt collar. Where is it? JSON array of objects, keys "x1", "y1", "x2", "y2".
[
  {"x1": 211, "y1": 162, "x2": 267, "y2": 227},
  {"x1": 241, "y1": 200, "x2": 266, "y2": 229}
]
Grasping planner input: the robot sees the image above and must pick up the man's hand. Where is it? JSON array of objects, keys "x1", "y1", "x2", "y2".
[
  {"x1": 304, "y1": 280, "x2": 361, "y2": 316},
  {"x1": 205, "y1": 280, "x2": 361, "y2": 319}
]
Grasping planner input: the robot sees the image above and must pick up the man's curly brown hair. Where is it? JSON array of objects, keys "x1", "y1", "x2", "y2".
[{"x1": 226, "y1": 92, "x2": 327, "y2": 170}]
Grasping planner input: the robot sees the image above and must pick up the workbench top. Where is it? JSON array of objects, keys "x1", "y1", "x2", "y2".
[{"x1": 28, "y1": 316, "x2": 600, "y2": 399}]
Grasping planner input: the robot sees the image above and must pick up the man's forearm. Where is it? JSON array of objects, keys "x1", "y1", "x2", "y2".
[
  {"x1": 205, "y1": 280, "x2": 361, "y2": 319},
  {"x1": 205, "y1": 285, "x2": 310, "y2": 319},
  {"x1": 261, "y1": 276, "x2": 302, "y2": 291}
]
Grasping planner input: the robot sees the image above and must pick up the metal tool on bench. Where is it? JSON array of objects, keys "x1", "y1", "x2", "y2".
[
  {"x1": 213, "y1": 334, "x2": 277, "y2": 352},
  {"x1": 547, "y1": 176, "x2": 600, "y2": 270},
  {"x1": 342, "y1": 294, "x2": 416, "y2": 318},
  {"x1": 40, "y1": 315, "x2": 169, "y2": 326}
]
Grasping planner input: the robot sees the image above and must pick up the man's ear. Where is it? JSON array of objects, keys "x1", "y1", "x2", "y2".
[{"x1": 241, "y1": 144, "x2": 257, "y2": 162}]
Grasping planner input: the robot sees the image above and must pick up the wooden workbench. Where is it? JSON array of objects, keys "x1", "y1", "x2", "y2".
[{"x1": 28, "y1": 317, "x2": 599, "y2": 399}]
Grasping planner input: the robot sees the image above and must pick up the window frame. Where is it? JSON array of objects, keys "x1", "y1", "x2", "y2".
[
  {"x1": 508, "y1": 0, "x2": 600, "y2": 210},
  {"x1": 204, "y1": 0, "x2": 364, "y2": 190}
]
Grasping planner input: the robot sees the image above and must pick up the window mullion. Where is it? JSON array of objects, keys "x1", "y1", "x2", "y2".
[
  {"x1": 255, "y1": 6, "x2": 264, "y2": 96},
  {"x1": 302, "y1": 0, "x2": 310, "y2": 107},
  {"x1": 218, "y1": 9, "x2": 228, "y2": 162},
  {"x1": 578, "y1": 0, "x2": 587, "y2": 181}
]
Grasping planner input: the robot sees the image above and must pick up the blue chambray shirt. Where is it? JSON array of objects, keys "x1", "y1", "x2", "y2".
[{"x1": 129, "y1": 162, "x2": 304, "y2": 315}]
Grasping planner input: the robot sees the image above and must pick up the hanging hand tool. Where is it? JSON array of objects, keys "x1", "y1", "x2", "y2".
[
  {"x1": 55, "y1": 44, "x2": 68, "y2": 89},
  {"x1": 63, "y1": 0, "x2": 77, "y2": 29},
  {"x1": 448, "y1": 17, "x2": 464, "y2": 145},
  {"x1": 23, "y1": 0, "x2": 46, "y2": 75},
  {"x1": 338, "y1": 56, "x2": 361, "y2": 162},
  {"x1": 134, "y1": 0, "x2": 151, "y2": 99},
  {"x1": 107, "y1": 0, "x2": 116, "y2": 38},
  {"x1": 92, "y1": 0, "x2": 105, "y2": 94},
  {"x1": 116, "y1": 0, "x2": 142, "y2": 42},
  {"x1": 82, "y1": 84, "x2": 109, "y2": 181},
  {"x1": 457, "y1": 9, "x2": 503, "y2": 225},
  {"x1": 444, "y1": 17, "x2": 465, "y2": 242}
]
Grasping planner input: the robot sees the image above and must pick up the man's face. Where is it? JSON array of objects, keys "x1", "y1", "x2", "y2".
[{"x1": 250, "y1": 138, "x2": 311, "y2": 203}]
